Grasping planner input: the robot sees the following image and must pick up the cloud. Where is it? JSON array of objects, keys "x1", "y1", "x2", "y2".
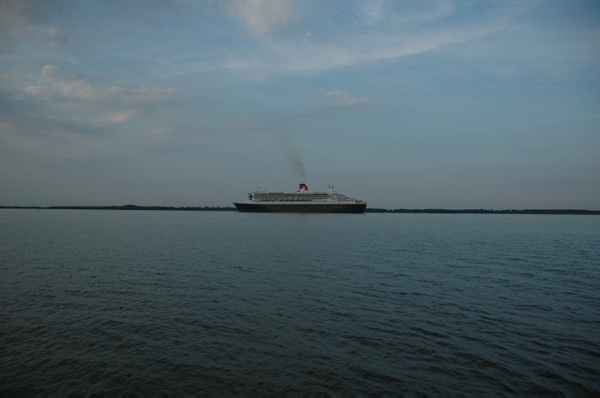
[
  {"x1": 358, "y1": 0, "x2": 385, "y2": 25},
  {"x1": 213, "y1": 1, "x2": 509, "y2": 80},
  {"x1": 7, "y1": 66, "x2": 179, "y2": 156},
  {"x1": 273, "y1": 90, "x2": 371, "y2": 121},
  {"x1": 386, "y1": 0, "x2": 453, "y2": 28},
  {"x1": 0, "y1": 0, "x2": 70, "y2": 48},
  {"x1": 122, "y1": 86, "x2": 176, "y2": 103},
  {"x1": 40, "y1": 64, "x2": 60, "y2": 82},
  {"x1": 43, "y1": 27, "x2": 71, "y2": 48},
  {"x1": 38, "y1": 65, "x2": 97, "y2": 100},
  {"x1": 225, "y1": 0, "x2": 297, "y2": 35},
  {"x1": 105, "y1": 109, "x2": 139, "y2": 125},
  {"x1": 218, "y1": 26, "x2": 493, "y2": 79},
  {"x1": 30, "y1": 66, "x2": 176, "y2": 105},
  {"x1": 0, "y1": 65, "x2": 34, "y2": 80},
  {"x1": 0, "y1": 79, "x2": 180, "y2": 176},
  {"x1": 323, "y1": 91, "x2": 369, "y2": 108},
  {"x1": 24, "y1": 84, "x2": 44, "y2": 98}
]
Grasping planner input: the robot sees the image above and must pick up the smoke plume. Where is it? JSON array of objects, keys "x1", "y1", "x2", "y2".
[{"x1": 279, "y1": 134, "x2": 306, "y2": 182}]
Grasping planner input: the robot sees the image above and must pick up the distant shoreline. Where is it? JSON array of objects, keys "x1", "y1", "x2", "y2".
[
  {"x1": 366, "y1": 208, "x2": 600, "y2": 215},
  {"x1": 1, "y1": 205, "x2": 598, "y2": 215}
]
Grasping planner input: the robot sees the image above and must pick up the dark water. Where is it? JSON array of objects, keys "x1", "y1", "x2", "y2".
[{"x1": 1, "y1": 210, "x2": 599, "y2": 395}]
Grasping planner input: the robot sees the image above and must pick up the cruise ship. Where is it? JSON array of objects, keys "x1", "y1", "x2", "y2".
[{"x1": 234, "y1": 184, "x2": 367, "y2": 213}]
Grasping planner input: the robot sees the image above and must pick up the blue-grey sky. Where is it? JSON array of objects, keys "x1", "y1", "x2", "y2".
[{"x1": 1, "y1": 0, "x2": 599, "y2": 209}]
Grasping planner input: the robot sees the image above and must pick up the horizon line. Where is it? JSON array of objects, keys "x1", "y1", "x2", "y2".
[{"x1": 1, "y1": 205, "x2": 598, "y2": 215}]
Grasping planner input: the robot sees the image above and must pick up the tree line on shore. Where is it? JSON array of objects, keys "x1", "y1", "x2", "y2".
[{"x1": 1, "y1": 205, "x2": 598, "y2": 215}]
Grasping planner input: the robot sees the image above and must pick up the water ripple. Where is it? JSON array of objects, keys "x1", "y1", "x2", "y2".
[{"x1": 1, "y1": 211, "x2": 599, "y2": 395}]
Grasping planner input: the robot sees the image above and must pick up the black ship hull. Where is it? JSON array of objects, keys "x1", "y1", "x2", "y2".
[{"x1": 234, "y1": 202, "x2": 366, "y2": 213}]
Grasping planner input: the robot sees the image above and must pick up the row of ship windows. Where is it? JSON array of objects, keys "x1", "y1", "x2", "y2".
[
  {"x1": 256, "y1": 197, "x2": 315, "y2": 201},
  {"x1": 254, "y1": 195, "x2": 328, "y2": 199}
]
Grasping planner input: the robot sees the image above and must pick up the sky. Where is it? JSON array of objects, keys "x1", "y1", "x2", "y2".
[{"x1": 1, "y1": 0, "x2": 599, "y2": 209}]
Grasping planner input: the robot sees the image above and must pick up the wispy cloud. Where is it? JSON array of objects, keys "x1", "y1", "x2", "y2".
[
  {"x1": 2, "y1": 0, "x2": 598, "y2": 207},
  {"x1": 1, "y1": 64, "x2": 180, "y2": 167},
  {"x1": 33, "y1": 65, "x2": 101, "y2": 100},
  {"x1": 40, "y1": 64, "x2": 60, "y2": 82},
  {"x1": 323, "y1": 90, "x2": 369, "y2": 108},
  {"x1": 385, "y1": 0, "x2": 453, "y2": 28},
  {"x1": 105, "y1": 109, "x2": 140, "y2": 125},
  {"x1": 0, "y1": 0, "x2": 73, "y2": 49},
  {"x1": 0, "y1": 65, "x2": 34, "y2": 80},
  {"x1": 225, "y1": 0, "x2": 297, "y2": 35},
  {"x1": 212, "y1": 2, "x2": 510, "y2": 79},
  {"x1": 357, "y1": 0, "x2": 385, "y2": 25},
  {"x1": 25, "y1": 65, "x2": 176, "y2": 106},
  {"x1": 217, "y1": 26, "x2": 496, "y2": 79},
  {"x1": 42, "y1": 27, "x2": 71, "y2": 48},
  {"x1": 121, "y1": 86, "x2": 176, "y2": 103},
  {"x1": 270, "y1": 90, "x2": 371, "y2": 122}
]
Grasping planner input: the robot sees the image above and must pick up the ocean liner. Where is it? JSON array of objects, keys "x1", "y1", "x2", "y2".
[{"x1": 234, "y1": 184, "x2": 367, "y2": 213}]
